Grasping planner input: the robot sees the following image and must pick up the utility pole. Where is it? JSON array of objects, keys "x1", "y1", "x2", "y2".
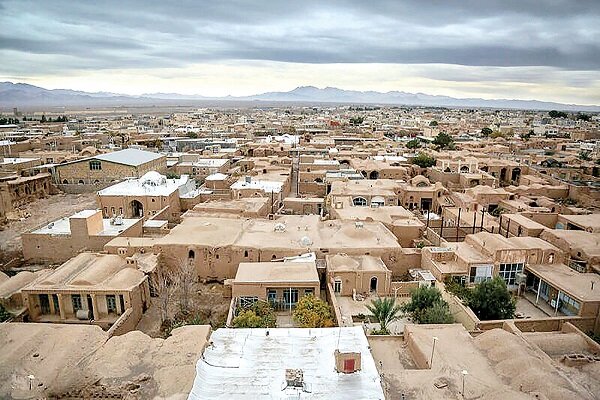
[
  {"x1": 429, "y1": 336, "x2": 438, "y2": 369},
  {"x1": 461, "y1": 370, "x2": 468, "y2": 398}
]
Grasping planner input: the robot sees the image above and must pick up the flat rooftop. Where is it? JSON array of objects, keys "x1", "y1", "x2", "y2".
[
  {"x1": 527, "y1": 263, "x2": 600, "y2": 302},
  {"x1": 31, "y1": 212, "x2": 139, "y2": 236},
  {"x1": 326, "y1": 254, "x2": 389, "y2": 273},
  {"x1": 98, "y1": 171, "x2": 190, "y2": 196},
  {"x1": 156, "y1": 215, "x2": 401, "y2": 251},
  {"x1": 234, "y1": 261, "x2": 318, "y2": 283},
  {"x1": 188, "y1": 327, "x2": 384, "y2": 399}
]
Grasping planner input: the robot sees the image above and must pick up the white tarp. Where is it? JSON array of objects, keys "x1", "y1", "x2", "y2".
[{"x1": 188, "y1": 327, "x2": 384, "y2": 399}]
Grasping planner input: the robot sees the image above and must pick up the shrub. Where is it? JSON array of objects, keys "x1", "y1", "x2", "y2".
[
  {"x1": 402, "y1": 285, "x2": 453, "y2": 324},
  {"x1": 411, "y1": 153, "x2": 436, "y2": 168},
  {"x1": 232, "y1": 300, "x2": 276, "y2": 328},
  {"x1": 293, "y1": 295, "x2": 335, "y2": 328},
  {"x1": 366, "y1": 297, "x2": 402, "y2": 333},
  {"x1": 468, "y1": 277, "x2": 515, "y2": 320}
]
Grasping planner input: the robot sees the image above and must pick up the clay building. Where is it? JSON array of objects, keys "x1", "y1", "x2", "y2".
[
  {"x1": 54, "y1": 148, "x2": 166, "y2": 187},
  {"x1": 153, "y1": 215, "x2": 404, "y2": 281},
  {"x1": 229, "y1": 260, "x2": 320, "y2": 309},
  {"x1": 22, "y1": 209, "x2": 143, "y2": 263},
  {"x1": 21, "y1": 253, "x2": 150, "y2": 333},
  {"x1": 97, "y1": 171, "x2": 200, "y2": 221},
  {"x1": 326, "y1": 254, "x2": 391, "y2": 297}
]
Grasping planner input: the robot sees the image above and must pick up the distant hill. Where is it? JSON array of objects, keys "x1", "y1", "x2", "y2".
[{"x1": 1, "y1": 81, "x2": 598, "y2": 111}]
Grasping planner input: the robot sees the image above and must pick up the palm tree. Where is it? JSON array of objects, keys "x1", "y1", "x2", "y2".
[{"x1": 366, "y1": 297, "x2": 402, "y2": 334}]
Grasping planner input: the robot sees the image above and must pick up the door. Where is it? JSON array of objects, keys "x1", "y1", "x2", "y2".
[
  {"x1": 39, "y1": 294, "x2": 50, "y2": 315},
  {"x1": 370, "y1": 277, "x2": 378, "y2": 292},
  {"x1": 344, "y1": 359, "x2": 355, "y2": 372}
]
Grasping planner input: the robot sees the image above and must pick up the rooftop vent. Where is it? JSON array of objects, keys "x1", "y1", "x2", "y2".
[
  {"x1": 274, "y1": 222, "x2": 286, "y2": 232},
  {"x1": 355, "y1": 221, "x2": 364, "y2": 229},
  {"x1": 47, "y1": 222, "x2": 54, "y2": 229},
  {"x1": 245, "y1": 176, "x2": 252, "y2": 184},
  {"x1": 285, "y1": 369, "x2": 304, "y2": 388}
]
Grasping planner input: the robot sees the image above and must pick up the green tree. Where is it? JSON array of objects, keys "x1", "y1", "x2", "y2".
[
  {"x1": 468, "y1": 277, "x2": 515, "y2": 320},
  {"x1": 232, "y1": 300, "x2": 276, "y2": 328},
  {"x1": 481, "y1": 127, "x2": 493, "y2": 137},
  {"x1": 579, "y1": 150, "x2": 592, "y2": 161},
  {"x1": 187, "y1": 132, "x2": 198, "y2": 139},
  {"x1": 402, "y1": 285, "x2": 453, "y2": 324},
  {"x1": 576, "y1": 113, "x2": 591, "y2": 122},
  {"x1": 549, "y1": 110, "x2": 568, "y2": 119},
  {"x1": 0, "y1": 303, "x2": 11, "y2": 322},
  {"x1": 420, "y1": 301, "x2": 454, "y2": 324},
  {"x1": 411, "y1": 153, "x2": 436, "y2": 168},
  {"x1": 293, "y1": 295, "x2": 335, "y2": 328},
  {"x1": 366, "y1": 297, "x2": 402, "y2": 334},
  {"x1": 432, "y1": 132, "x2": 453, "y2": 149},
  {"x1": 41, "y1": 114, "x2": 47, "y2": 123},
  {"x1": 350, "y1": 116, "x2": 365, "y2": 126},
  {"x1": 406, "y1": 138, "x2": 421, "y2": 149},
  {"x1": 429, "y1": 120, "x2": 438, "y2": 126}
]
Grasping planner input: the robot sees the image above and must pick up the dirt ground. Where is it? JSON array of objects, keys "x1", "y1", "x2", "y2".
[
  {"x1": 137, "y1": 282, "x2": 230, "y2": 338},
  {"x1": 0, "y1": 192, "x2": 98, "y2": 266}
]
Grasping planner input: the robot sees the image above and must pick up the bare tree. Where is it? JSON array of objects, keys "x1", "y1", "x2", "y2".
[
  {"x1": 152, "y1": 256, "x2": 179, "y2": 326},
  {"x1": 159, "y1": 252, "x2": 198, "y2": 315},
  {"x1": 173, "y1": 255, "x2": 198, "y2": 314}
]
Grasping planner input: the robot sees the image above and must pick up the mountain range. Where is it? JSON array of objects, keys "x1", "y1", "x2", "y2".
[{"x1": 1, "y1": 82, "x2": 598, "y2": 111}]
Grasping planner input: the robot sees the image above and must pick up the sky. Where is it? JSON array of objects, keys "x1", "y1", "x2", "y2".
[{"x1": 1, "y1": 0, "x2": 599, "y2": 105}]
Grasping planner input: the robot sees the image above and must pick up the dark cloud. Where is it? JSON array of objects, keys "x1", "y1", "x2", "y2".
[{"x1": 0, "y1": 0, "x2": 599, "y2": 74}]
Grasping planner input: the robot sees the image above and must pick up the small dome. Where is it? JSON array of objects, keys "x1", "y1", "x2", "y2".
[
  {"x1": 140, "y1": 171, "x2": 166, "y2": 186},
  {"x1": 300, "y1": 236, "x2": 313, "y2": 246}
]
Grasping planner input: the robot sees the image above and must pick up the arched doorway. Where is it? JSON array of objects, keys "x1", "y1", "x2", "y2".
[
  {"x1": 369, "y1": 171, "x2": 379, "y2": 179},
  {"x1": 131, "y1": 200, "x2": 144, "y2": 218},
  {"x1": 370, "y1": 277, "x2": 378, "y2": 292}
]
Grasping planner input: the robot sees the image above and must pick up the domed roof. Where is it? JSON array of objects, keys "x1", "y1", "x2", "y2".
[{"x1": 140, "y1": 171, "x2": 166, "y2": 186}]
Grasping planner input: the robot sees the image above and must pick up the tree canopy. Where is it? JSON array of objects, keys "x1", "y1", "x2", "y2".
[
  {"x1": 480, "y1": 127, "x2": 493, "y2": 137},
  {"x1": 349, "y1": 116, "x2": 365, "y2": 126},
  {"x1": 549, "y1": 110, "x2": 568, "y2": 119},
  {"x1": 406, "y1": 138, "x2": 421, "y2": 149},
  {"x1": 232, "y1": 300, "x2": 276, "y2": 328},
  {"x1": 292, "y1": 295, "x2": 335, "y2": 328},
  {"x1": 366, "y1": 297, "x2": 402, "y2": 334},
  {"x1": 411, "y1": 153, "x2": 436, "y2": 168},
  {"x1": 468, "y1": 277, "x2": 515, "y2": 320},
  {"x1": 402, "y1": 285, "x2": 453, "y2": 324},
  {"x1": 432, "y1": 132, "x2": 454, "y2": 149}
]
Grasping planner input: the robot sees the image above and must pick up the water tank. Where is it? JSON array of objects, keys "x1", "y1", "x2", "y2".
[{"x1": 76, "y1": 309, "x2": 92, "y2": 320}]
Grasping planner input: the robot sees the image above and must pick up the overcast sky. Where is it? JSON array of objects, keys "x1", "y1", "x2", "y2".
[{"x1": 1, "y1": 0, "x2": 599, "y2": 104}]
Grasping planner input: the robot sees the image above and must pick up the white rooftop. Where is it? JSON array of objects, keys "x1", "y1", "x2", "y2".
[
  {"x1": 205, "y1": 172, "x2": 228, "y2": 181},
  {"x1": 188, "y1": 327, "x2": 384, "y2": 400},
  {"x1": 230, "y1": 179, "x2": 283, "y2": 193},
  {"x1": 32, "y1": 213, "x2": 139, "y2": 236},
  {"x1": 94, "y1": 148, "x2": 163, "y2": 167},
  {"x1": 98, "y1": 172, "x2": 191, "y2": 197}
]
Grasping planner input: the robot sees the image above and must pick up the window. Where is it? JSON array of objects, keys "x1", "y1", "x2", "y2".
[
  {"x1": 39, "y1": 294, "x2": 51, "y2": 314},
  {"x1": 283, "y1": 289, "x2": 299, "y2": 305},
  {"x1": 558, "y1": 292, "x2": 580, "y2": 316},
  {"x1": 52, "y1": 294, "x2": 60, "y2": 314},
  {"x1": 188, "y1": 249, "x2": 195, "y2": 260},
  {"x1": 352, "y1": 197, "x2": 368, "y2": 207},
  {"x1": 71, "y1": 294, "x2": 82, "y2": 311},
  {"x1": 267, "y1": 289, "x2": 277, "y2": 303},
  {"x1": 119, "y1": 295, "x2": 125, "y2": 312},
  {"x1": 498, "y1": 263, "x2": 524, "y2": 286},
  {"x1": 469, "y1": 265, "x2": 493, "y2": 284},
  {"x1": 239, "y1": 296, "x2": 258, "y2": 308},
  {"x1": 106, "y1": 295, "x2": 117, "y2": 314},
  {"x1": 334, "y1": 279, "x2": 342, "y2": 293},
  {"x1": 304, "y1": 288, "x2": 314, "y2": 297},
  {"x1": 244, "y1": 250, "x2": 249, "y2": 258},
  {"x1": 89, "y1": 160, "x2": 102, "y2": 170}
]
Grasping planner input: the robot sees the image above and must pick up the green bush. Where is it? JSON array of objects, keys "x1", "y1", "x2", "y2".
[
  {"x1": 292, "y1": 295, "x2": 335, "y2": 328},
  {"x1": 468, "y1": 277, "x2": 515, "y2": 320},
  {"x1": 402, "y1": 285, "x2": 453, "y2": 324},
  {"x1": 411, "y1": 153, "x2": 436, "y2": 168},
  {"x1": 232, "y1": 300, "x2": 276, "y2": 328}
]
